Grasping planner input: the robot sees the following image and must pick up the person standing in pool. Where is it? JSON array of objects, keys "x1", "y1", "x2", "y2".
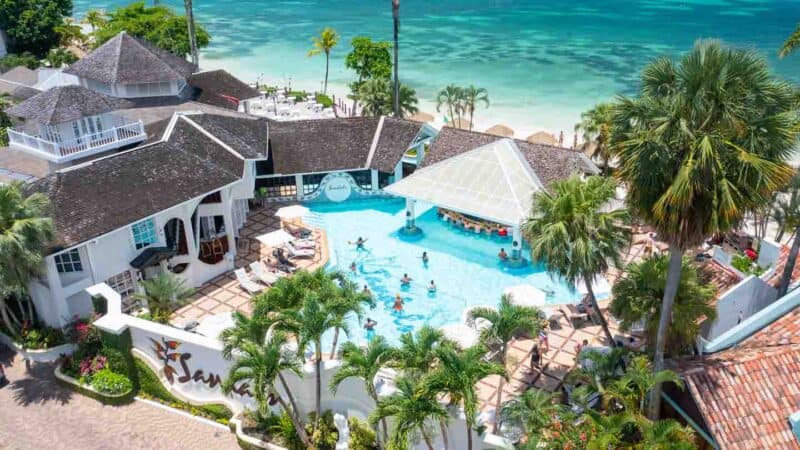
[
  {"x1": 393, "y1": 294, "x2": 404, "y2": 312},
  {"x1": 363, "y1": 284, "x2": 372, "y2": 297},
  {"x1": 364, "y1": 318, "x2": 377, "y2": 340},
  {"x1": 421, "y1": 251, "x2": 429, "y2": 265},
  {"x1": 350, "y1": 261, "x2": 357, "y2": 273},
  {"x1": 428, "y1": 280, "x2": 436, "y2": 293},
  {"x1": 401, "y1": 273, "x2": 412, "y2": 286}
]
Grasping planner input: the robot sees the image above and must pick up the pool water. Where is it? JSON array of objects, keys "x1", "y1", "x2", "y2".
[{"x1": 307, "y1": 198, "x2": 581, "y2": 347}]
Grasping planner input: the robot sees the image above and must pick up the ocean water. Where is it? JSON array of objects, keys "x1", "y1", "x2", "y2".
[
  {"x1": 306, "y1": 198, "x2": 581, "y2": 346},
  {"x1": 74, "y1": 0, "x2": 800, "y2": 137}
]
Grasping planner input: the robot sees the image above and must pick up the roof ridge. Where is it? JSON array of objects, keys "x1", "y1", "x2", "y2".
[
  {"x1": 443, "y1": 126, "x2": 583, "y2": 155},
  {"x1": 112, "y1": 32, "x2": 125, "y2": 86}
]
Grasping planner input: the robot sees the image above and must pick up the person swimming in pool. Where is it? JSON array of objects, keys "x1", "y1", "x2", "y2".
[
  {"x1": 363, "y1": 284, "x2": 372, "y2": 296},
  {"x1": 349, "y1": 236, "x2": 368, "y2": 250},
  {"x1": 498, "y1": 248, "x2": 508, "y2": 261},
  {"x1": 401, "y1": 273, "x2": 412, "y2": 285},
  {"x1": 421, "y1": 251, "x2": 429, "y2": 264},
  {"x1": 350, "y1": 261, "x2": 357, "y2": 273},
  {"x1": 428, "y1": 280, "x2": 436, "y2": 293},
  {"x1": 393, "y1": 294, "x2": 404, "y2": 312}
]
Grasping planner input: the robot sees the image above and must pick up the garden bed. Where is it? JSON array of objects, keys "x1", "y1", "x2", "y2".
[
  {"x1": 54, "y1": 364, "x2": 135, "y2": 405},
  {"x1": 0, "y1": 329, "x2": 75, "y2": 362}
]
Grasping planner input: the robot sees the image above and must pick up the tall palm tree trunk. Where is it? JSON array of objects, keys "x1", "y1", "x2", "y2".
[
  {"x1": 315, "y1": 347, "x2": 323, "y2": 428},
  {"x1": 323, "y1": 51, "x2": 330, "y2": 94},
  {"x1": 583, "y1": 277, "x2": 614, "y2": 344},
  {"x1": 647, "y1": 244, "x2": 683, "y2": 420},
  {"x1": 466, "y1": 420, "x2": 473, "y2": 450},
  {"x1": 492, "y1": 345, "x2": 507, "y2": 433},
  {"x1": 439, "y1": 420, "x2": 450, "y2": 450},
  {"x1": 330, "y1": 327, "x2": 340, "y2": 357},
  {"x1": 778, "y1": 226, "x2": 800, "y2": 297},
  {"x1": 278, "y1": 372, "x2": 301, "y2": 421},
  {"x1": 468, "y1": 107, "x2": 475, "y2": 131},
  {"x1": 183, "y1": 0, "x2": 199, "y2": 65},
  {"x1": 274, "y1": 390, "x2": 311, "y2": 445},
  {"x1": 391, "y1": 0, "x2": 400, "y2": 118},
  {"x1": 421, "y1": 428, "x2": 435, "y2": 450},
  {"x1": 0, "y1": 301, "x2": 20, "y2": 339}
]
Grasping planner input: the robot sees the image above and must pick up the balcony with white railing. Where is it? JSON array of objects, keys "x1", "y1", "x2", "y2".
[{"x1": 7, "y1": 120, "x2": 147, "y2": 163}]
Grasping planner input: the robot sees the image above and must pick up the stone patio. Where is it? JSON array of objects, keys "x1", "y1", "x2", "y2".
[{"x1": 172, "y1": 203, "x2": 329, "y2": 322}]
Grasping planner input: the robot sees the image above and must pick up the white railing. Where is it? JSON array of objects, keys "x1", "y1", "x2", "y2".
[{"x1": 7, "y1": 121, "x2": 146, "y2": 161}]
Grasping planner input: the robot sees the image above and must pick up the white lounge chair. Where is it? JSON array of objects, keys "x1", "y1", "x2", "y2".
[
  {"x1": 285, "y1": 242, "x2": 315, "y2": 258},
  {"x1": 291, "y1": 237, "x2": 316, "y2": 249},
  {"x1": 249, "y1": 261, "x2": 283, "y2": 285},
  {"x1": 235, "y1": 268, "x2": 264, "y2": 294}
]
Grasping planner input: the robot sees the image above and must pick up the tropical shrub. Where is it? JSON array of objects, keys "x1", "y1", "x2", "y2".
[
  {"x1": 17, "y1": 322, "x2": 65, "y2": 349},
  {"x1": 731, "y1": 254, "x2": 766, "y2": 276},
  {"x1": 348, "y1": 417, "x2": 377, "y2": 450},
  {"x1": 90, "y1": 368, "x2": 133, "y2": 395},
  {"x1": 46, "y1": 48, "x2": 77, "y2": 68},
  {"x1": 315, "y1": 93, "x2": 333, "y2": 108},
  {"x1": 305, "y1": 410, "x2": 338, "y2": 449},
  {"x1": 0, "y1": 53, "x2": 40, "y2": 71}
]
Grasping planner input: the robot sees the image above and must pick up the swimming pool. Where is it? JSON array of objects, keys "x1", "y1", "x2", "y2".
[{"x1": 307, "y1": 198, "x2": 582, "y2": 347}]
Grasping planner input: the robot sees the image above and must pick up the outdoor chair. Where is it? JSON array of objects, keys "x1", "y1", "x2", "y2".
[
  {"x1": 235, "y1": 268, "x2": 264, "y2": 294},
  {"x1": 285, "y1": 241, "x2": 315, "y2": 258},
  {"x1": 249, "y1": 261, "x2": 283, "y2": 285}
]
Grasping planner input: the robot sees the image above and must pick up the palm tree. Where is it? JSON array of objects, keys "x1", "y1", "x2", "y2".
[
  {"x1": 613, "y1": 40, "x2": 798, "y2": 418},
  {"x1": 131, "y1": 272, "x2": 195, "y2": 323},
  {"x1": 82, "y1": 9, "x2": 106, "y2": 33},
  {"x1": 523, "y1": 175, "x2": 630, "y2": 343},
  {"x1": 583, "y1": 410, "x2": 636, "y2": 450},
  {"x1": 0, "y1": 183, "x2": 54, "y2": 339},
  {"x1": 636, "y1": 418, "x2": 696, "y2": 449},
  {"x1": 327, "y1": 274, "x2": 374, "y2": 356},
  {"x1": 779, "y1": 22, "x2": 800, "y2": 58},
  {"x1": 423, "y1": 344, "x2": 505, "y2": 450},
  {"x1": 471, "y1": 296, "x2": 541, "y2": 433},
  {"x1": 499, "y1": 389, "x2": 562, "y2": 448},
  {"x1": 610, "y1": 254, "x2": 716, "y2": 355},
  {"x1": 183, "y1": 0, "x2": 199, "y2": 65},
  {"x1": 460, "y1": 86, "x2": 489, "y2": 131},
  {"x1": 370, "y1": 376, "x2": 448, "y2": 450},
  {"x1": 330, "y1": 336, "x2": 393, "y2": 445},
  {"x1": 771, "y1": 171, "x2": 800, "y2": 243},
  {"x1": 277, "y1": 296, "x2": 344, "y2": 429},
  {"x1": 436, "y1": 85, "x2": 463, "y2": 126},
  {"x1": 222, "y1": 331, "x2": 310, "y2": 446},
  {"x1": 357, "y1": 78, "x2": 418, "y2": 117},
  {"x1": 575, "y1": 102, "x2": 616, "y2": 172},
  {"x1": 389, "y1": 324, "x2": 444, "y2": 375},
  {"x1": 391, "y1": 0, "x2": 400, "y2": 118},
  {"x1": 308, "y1": 27, "x2": 340, "y2": 94},
  {"x1": 609, "y1": 355, "x2": 683, "y2": 415}
]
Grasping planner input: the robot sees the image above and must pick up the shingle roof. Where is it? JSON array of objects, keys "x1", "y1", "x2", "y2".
[
  {"x1": 0, "y1": 66, "x2": 38, "y2": 86},
  {"x1": 64, "y1": 32, "x2": 197, "y2": 84},
  {"x1": 187, "y1": 69, "x2": 261, "y2": 110},
  {"x1": 7, "y1": 86, "x2": 132, "y2": 124},
  {"x1": 28, "y1": 115, "x2": 244, "y2": 249},
  {"x1": 371, "y1": 117, "x2": 423, "y2": 172},
  {"x1": 675, "y1": 300, "x2": 800, "y2": 450},
  {"x1": 184, "y1": 114, "x2": 268, "y2": 159},
  {"x1": 425, "y1": 127, "x2": 599, "y2": 187},
  {"x1": 0, "y1": 80, "x2": 40, "y2": 101}
]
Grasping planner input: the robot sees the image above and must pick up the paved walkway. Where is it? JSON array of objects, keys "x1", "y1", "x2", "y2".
[{"x1": 0, "y1": 346, "x2": 239, "y2": 450}]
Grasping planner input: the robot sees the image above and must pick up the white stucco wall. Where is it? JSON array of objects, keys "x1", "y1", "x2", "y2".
[{"x1": 702, "y1": 275, "x2": 778, "y2": 341}]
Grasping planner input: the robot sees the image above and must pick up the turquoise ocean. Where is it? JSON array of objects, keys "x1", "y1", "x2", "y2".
[{"x1": 74, "y1": 0, "x2": 800, "y2": 137}]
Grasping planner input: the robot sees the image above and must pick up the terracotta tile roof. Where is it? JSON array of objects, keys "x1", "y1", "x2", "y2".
[
  {"x1": 699, "y1": 259, "x2": 742, "y2": 300},
  {"x1": 425, "y1": 127, "x2": 599, "y2": 187},
  {"x1": 739, "y1": 306, "x2": 800, "y2": 349},
  {"x1": 681, "y1": 344, "x2": 800, "y2": 450},
  {"x1": 766, "y1": 245, "x2": 800, "y2": 289}
]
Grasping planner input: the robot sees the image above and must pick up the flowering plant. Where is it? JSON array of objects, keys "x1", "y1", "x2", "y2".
[{"x1": 78, "y1": 355, "x2": 107, "y2": 377}]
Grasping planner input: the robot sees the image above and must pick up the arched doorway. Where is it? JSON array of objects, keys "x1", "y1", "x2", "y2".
[{"x1": 164, "y1": 218, "x2": 189, "y2": 256}]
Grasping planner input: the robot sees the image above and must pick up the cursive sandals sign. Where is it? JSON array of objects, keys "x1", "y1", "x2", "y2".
[{"x1": 149, "y1": 337, "x2": 255, "y2": 398}]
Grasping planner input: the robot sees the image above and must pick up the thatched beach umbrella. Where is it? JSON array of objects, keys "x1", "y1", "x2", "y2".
[
  {"x1": 408, "y1": 111, "x2": 435, "y2": 123},
  {"x1": 485, "y1": 124, "x2": 514, "y2": 138},
  {"x1": 445, "y1": 117, "x2": 472, "y2": 130},
  {"x1": 526, "y1": 131, "x2": 558, "y2": 146}
]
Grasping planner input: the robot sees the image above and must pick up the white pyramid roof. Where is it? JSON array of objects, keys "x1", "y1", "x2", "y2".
[{"x1": 384, "y1": 138, "x2": 545, "y2": 225}]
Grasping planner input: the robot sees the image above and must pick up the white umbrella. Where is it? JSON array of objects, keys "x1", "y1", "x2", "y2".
[
  {"x1": 440, "y1": 323, "x2": 479, "y2": 348},
  {"x1": 195, "y1": 312, "x2": 235, "y2": 340},
  {"x1": 575, "y1": 275, "x2": 612, "y2": 297},
  {"x1": 256, "y1": 229, "x2": 295, "y2": 247},
  {"x1": 503, "y1": 285, "x2": 547, "y2": 308},
  {"x1": 275, "y1": 205, "x2": 309, "y2": 219}
]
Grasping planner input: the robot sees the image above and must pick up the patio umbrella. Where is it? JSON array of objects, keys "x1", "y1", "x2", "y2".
[
  {"x1": 575, "y1": 275, "x2": 612, "y2": 298},
  {"x1": 195, "y1": 312, "x2": 235, "y2": 340},
  {"x1": 503, "y1": 284, "x2": 547, "y2": 308},
  {"x1": 256, "y1": 229, "x2": 295, "y2": 247},
  {"x1": 440, "y1": 323, "x2": 479, "y2": 348},
  {"x1": 526, "y1": 131, "x2": 559, "y2": 146},
  {"x1": 485, "y1": 124, "x2": 514, "y2": 138},
  {"x1": 275, "y1": 204, "x2": 309, "y2": 219}
]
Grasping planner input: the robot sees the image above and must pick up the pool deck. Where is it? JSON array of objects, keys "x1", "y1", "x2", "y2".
[{"x1": 171, "y1": 203, "x2": 329, "y2": 321}]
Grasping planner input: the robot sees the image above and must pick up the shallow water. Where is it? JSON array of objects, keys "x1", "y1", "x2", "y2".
[
  {"x1": 74, "y1": 0, "x2": 800, "y2": 136},
  {"x1": 305, "y1": 198, "x2": 580, "y2": 346}
]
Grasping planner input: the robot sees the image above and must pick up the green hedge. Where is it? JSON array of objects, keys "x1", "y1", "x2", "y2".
[
  {"x1": 56, "y1": 370, "x2": 135, "y2": 406},
  {"x1": 134, "y1": 358, "x2": 233, "y2": 425},
  {"x1": 91, "y1": 369, "x2": 134, "y2": 395}
]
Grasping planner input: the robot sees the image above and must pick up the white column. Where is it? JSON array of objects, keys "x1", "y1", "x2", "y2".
[
  {"x1": 44, "y1": 256, "x2": 71, "y2": 327},
  {"x1": 511, "y1": 226, "x2": 522, "y2": 261},
  {"x1": 394, "y1": 161, "x2": 403, "y2": 182},
  {"x1": 405, "y1": 198, "x2": 416, "y2": 229},
  {"x1": 295, "y1": 174, "x2": 304, "y2": 200},
  {"x1": 371, "y1": 170, "x2": 379, "y2": 191},
  {"x1": 222, "y1": 191, "x2": 237, "y2": 265}
]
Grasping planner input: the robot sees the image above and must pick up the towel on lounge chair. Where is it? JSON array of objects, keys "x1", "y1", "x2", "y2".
[
  {"x1": 235, "y1": 268, "x2": 264, "y2": 294},
  {"x1": 249, "y1": 262, "x2": 283, "y2": 285},
  {"x1": 285, "y1": 241, "x2": 315, "y2": 258}
]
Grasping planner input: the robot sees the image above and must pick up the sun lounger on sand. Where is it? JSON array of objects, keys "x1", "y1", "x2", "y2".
[{"x1": 235, "y1": 268, "x2": 265, "y2": 294}]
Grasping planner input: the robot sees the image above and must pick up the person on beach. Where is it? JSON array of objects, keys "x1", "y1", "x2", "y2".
[
  {"x1": 421, "y1": 251, "x2": 429, "y2": 265},
  {"x1": 401, "y1": 273, "x2": 412, "y2": 285},
  {"x1": 428, "y1": 280, "x2": 437, "y2": 293},
  {"x1": 498, "y1": 248, "x2": 508, "y2": 261},
  {"x1": 530, "y1": 345, "x2": 542, "y2": 369},
  {"x1": 393, "y1": 294, "x2": 404, "y2": 312}
]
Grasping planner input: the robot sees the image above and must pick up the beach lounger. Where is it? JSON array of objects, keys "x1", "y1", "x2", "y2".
[
  {"x1": 249, "y1": 261, "x2": 283, "y2": 285},
  {"x1": 284, "y1": 222, "x2": 313, "y2": 238},
  {"x1": 562, "y1": 304, "x2": 590, "y2": 327},
  {"x1": 285, "y1": 242, "x2": 315, "y2": 258},
  {"x1": 291, "y1": 237, "x2": 316, "y2": 249},
  {"x1": 235, "y1": 268, "x2": 264, "y2": 294}
]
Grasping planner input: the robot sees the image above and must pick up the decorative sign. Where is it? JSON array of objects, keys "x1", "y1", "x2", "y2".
[
  {"x1": 323, "y1": 174, "x2": 353, "y2": 202},
  {"x1": 150, "y1": 337, "x2": 267, "y2": 401}
]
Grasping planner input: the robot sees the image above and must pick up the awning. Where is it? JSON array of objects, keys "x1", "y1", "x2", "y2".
[
  {"x1": 384, "y1": 139, "x2": 545, "y2": 226},
  {"x1": 130, "y1": 246, "x2": 176, "y2": 269}
]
